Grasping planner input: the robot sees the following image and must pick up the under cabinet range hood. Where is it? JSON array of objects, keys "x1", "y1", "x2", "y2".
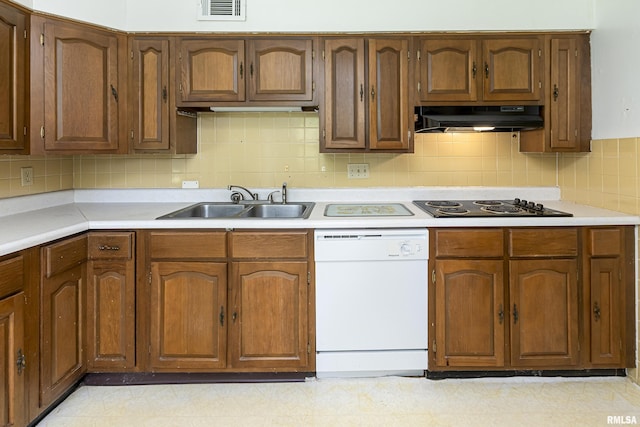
[{"x1": 414, "y1": 105, "x2": 543, "y2": 133}]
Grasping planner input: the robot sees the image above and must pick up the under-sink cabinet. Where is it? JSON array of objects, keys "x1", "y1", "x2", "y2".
[
  {"x1": 429, "y1": 226, "x2": 634, "y2": 371},
  {"x1": 142, "y1": 229, "x2": 313, "y2": 373}
]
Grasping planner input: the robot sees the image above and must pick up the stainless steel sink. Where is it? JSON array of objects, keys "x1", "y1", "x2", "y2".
[
  {"x1": 157, "y1": 202, "x2": 314, "y2": 219},
  {"x1": 237, "y1": 203, "x2": 310, "y2": 218}
]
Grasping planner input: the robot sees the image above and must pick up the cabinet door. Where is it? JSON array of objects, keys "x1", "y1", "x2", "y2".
[
  {"x1": 482, "y1": 38, "x2": 542, "y2": 102},
  {"x1": 40, "y1": 265, "x2": 84, "y2": 407},
  {"x1": 248, "y1": 39, "x2": 314, "y2": 102},
  {"x1": 149, "y1": 262, "x2": 227, "y2": 370},
  {"x1": 417, "y1": 38, "x2": 479, "y2": 102},
  {"x1": 43, "y1": 21, "x2": 120, "y2": 151},
  {"x1": 589, "y1": 258, "x2": 621, "y2": 366},
  {"x1": 178, "y1": 39, "x2": 245, "y2": 103},
  {"x1": 86, "y1": 256, "x2": 135, "y2": 371},
  {"x1": 322, "y1": 38, "x2": 366, "y2": 150},
  {"x1": 229, "y1": 261, "x2": 309, "y2": 370},
  {"x1": 433, "y1": 259, "x2": 504, "y2": 368},
  {"x1": 549, "y1": 37, "x2": 579, "y2": 150},
  {"x1": 368, "y1": 38, "x2": 410, "y2": 150},
  {"x1": 0, "y1": 3, "x2": 27, "y2": 154},
  {"x1": 509, "y1": 259, "x2": 578, "y2": 367},
  {"x1": 0, "y1": 292, "x2": 25, "y2": 427},
  {"x1": 131, "y1": 38, "x2": 170, "y2": 151}
]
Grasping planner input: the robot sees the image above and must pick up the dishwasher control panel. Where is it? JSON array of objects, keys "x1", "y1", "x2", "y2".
[{"x1": 315, "y1": 229, "x2": 428, "y2": 261}]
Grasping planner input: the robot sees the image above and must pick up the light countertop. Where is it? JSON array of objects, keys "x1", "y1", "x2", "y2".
[{"x1": 0, "y1": 187, "x2": 637, "y2": 256}]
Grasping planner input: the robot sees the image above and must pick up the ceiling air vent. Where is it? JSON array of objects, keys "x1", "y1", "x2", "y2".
[{"x1": 198, "y1": 0, "x2": 246, "y2": 21}]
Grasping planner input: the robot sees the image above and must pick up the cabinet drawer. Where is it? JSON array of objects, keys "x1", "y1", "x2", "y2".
[
  {"x1": 508, "y1": 228, "x2": 578, "y2": 257},
  {"x1": 433, "y1": 229, "x2": 503, "y2": 258},
  {"x1": 0, "y1": 254, "x2": 23, "y2": 298},
  {"x1": 88, "y1": 232, "x2": 133, "y2": 260},
  {"x1": 149, "y1": 231, "x2": 226, "y2": 259},
  {"x1": 587, "y1": 228, "x2": 621, "y2": 256},
  {"x1": 43, "y1": 234, "x2": 88, "y2": 278},
  {"x1": 230, "y1": 231, "x2": 308, "y2": 259}
]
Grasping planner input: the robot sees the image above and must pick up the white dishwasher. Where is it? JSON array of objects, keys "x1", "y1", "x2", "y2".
[{"x1": 314, "y1": 229, "x2": 428, "y2": 378}]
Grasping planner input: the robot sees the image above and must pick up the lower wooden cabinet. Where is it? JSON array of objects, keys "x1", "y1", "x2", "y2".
[
  {"x1": 429, "y1": 226, "x2": 632, "y2": 371},
  {"x1": 584, "y1": 227, "x2": 635, "y2": 368},
  {"x1": 144, "y1": 229, "x2": 313, "y2": 373},
  {"x1": 509, "y1": 258, "x2": 579, "y2": 367},
  {"x1": 40, "y1": 234, "x2": 87, "y2": 408},
  {"x1": 86, "y1": 232, "x2": 136, "y2": 371},
  {"x1": 229, "y1": 261, "x2": 309, "y2": 369},
  {"x1": 149, "y1": 261, "x2": 227, "y2": 370},
  {"x1": 0, "y1": 292, "x2": 26, "y2": 427},
  {"x1": 433, "y1": 259, "x2": 504, "y2": 368}
]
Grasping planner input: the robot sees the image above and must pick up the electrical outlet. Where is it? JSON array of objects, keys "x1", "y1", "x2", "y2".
[
  {"x1": 21, "y1": 167, "x2": 33, "y2": 186},
  {"x1": 181, "y1": 180, "x2": 199, "y2": 188},
  {"x1": 347, "y1": 163, "x2": 369, "y2": 179}
]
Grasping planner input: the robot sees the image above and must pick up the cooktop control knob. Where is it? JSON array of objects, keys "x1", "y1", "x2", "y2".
[
  {"x1": 527, "y1": 201, "x2": 535, "y2": 209},
  {"x1": 514, "y1": 198, "x2": 521, "y2": 205},
  {"x1": 534, "y1": 203, "x2": 544, "y2": 211}
]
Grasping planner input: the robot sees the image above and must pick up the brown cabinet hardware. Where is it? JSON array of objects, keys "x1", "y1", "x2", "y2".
[
  {"x1": 593, "y1": 301, "x2": 601, "y2": 321},
  {"x1": 98, "y1": 245, "x2": 120, "y2": 251},
  {"x1": 219, "y1": 306, "x2": 225, "y2": 326},
  {"x1": 513, "y1": 303, "x2": 518, "y2": 324},
  {"x1": 110, "y1": 84, "x2": 118, "y2": 102},
  {"x1": 553, "y1": 84, "x2": 559, "y2": 100},
  {"x1": 498, "y1": 305, "x2": 504, "y2": 324},
  {"x1": 16, "y1": 348, "x2": 26, "y2": 375}
]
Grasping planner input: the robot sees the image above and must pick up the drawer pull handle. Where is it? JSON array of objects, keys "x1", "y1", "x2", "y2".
[{"x1": 98, "y1": 245, "x2": 120, "y2": 251}]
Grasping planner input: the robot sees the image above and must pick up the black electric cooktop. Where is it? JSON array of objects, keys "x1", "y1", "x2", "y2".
[{"x1": 412, "y1": 198, "x2": 573, "y2": 218}]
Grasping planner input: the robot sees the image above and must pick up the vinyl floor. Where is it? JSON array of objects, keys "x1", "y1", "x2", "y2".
[{"x1": 36, "y1": 375, "x2": 640, "y2": 426}]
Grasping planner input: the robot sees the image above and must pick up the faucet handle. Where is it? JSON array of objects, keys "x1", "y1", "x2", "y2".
[{"x1": 267, "y1": 190, "x2": 281, "y2": 203}]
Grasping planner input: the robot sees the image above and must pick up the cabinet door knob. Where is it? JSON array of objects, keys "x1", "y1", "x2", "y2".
[
  {"x1": 513, "y1": 303, "x2": 519, "y2": 324},
  {"x1": 219, "y1": 306, "x2": 225, "y2": 326},
  {"x1": 472, "y1": 61, "x2": 477, "y2": 78},
  {"x1": 498, "y1": 304, "x2": 504, "y2": 324},
  {"x1": 110, "y1": 84, "x2": 119, "y2": 103},
  {"x1": 370, "y1": 85, "x2": 375, "y2": 101},
  {"x1": 16, "y1": 348, "x2": 26, "y2": 375},
  {"x1": 484, "y1": 62, "x2": 489, "y2": 78},
  {"x1": 593, "y1": 301, "x2": 601, "y2": 321},
  {"x1": 553, "y1": 84, "x2": 559, "y2": 101}
]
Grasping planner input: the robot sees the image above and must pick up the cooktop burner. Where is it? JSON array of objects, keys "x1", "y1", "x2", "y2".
[{"x1": 413, "y1": 198, "x2": 573, "y2": 218}]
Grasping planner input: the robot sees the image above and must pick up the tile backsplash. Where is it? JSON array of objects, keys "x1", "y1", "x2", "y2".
[
  {"x1": 0, "y1": 114, "x2": 637, "y2": 212},
  {"x1": 0, "y1": 112, "x2": 558, "y2": 199}
]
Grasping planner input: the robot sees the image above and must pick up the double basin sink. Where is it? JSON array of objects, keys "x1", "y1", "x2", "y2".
[{"x1": 157, "y1": 202, "x2": 315, "y2": 219}]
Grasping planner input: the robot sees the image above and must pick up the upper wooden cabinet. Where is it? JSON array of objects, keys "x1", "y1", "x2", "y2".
[
  {"x1": 29, "y1": 16, "x2": 127, "y2": 154},
  {"x1": 0, "y1": 1, "x2": 27, "y2": 154},
  {"x1": 177, "y1": 37, "x2": 316, "y2": 107},
  {"x1": 520, "y1": 33, "x2": 591, "y2": 152},
  {"x1": 321, "y1": 37, "x2": 412, "y2": 152},
  {"x1": 129, "y1": 37, "x2": 196, "y2": 154},
  {"x1": 416, "y1": 36, "x2": 543, "y2": 104}
]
